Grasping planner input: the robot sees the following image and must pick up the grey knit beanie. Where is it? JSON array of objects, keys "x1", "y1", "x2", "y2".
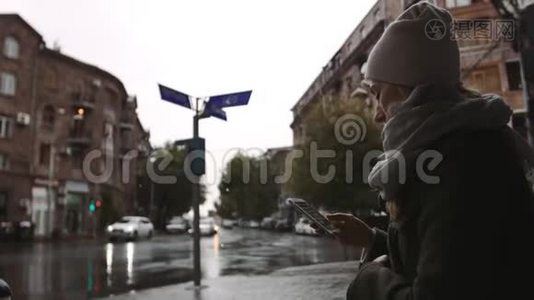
[{"x1": 365, "y1": 1, "x2": 460, "y2": 87}]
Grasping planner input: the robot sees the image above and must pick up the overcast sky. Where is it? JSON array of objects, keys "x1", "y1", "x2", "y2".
[{"x1": 2, "y1": 0, "x2": 376, "y2": 211}]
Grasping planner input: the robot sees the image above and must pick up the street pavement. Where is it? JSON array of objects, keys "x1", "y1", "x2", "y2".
[
  {"x1": 101, "y1": 261, "x2": 360, "y2": 300},
  {"x1": 0, "y1": 228, "x2": 362, "y2": 300}
]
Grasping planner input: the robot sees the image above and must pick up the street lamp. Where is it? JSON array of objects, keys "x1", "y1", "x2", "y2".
[{"x1": 148, "y1": 154, "x2": 158, "y2": 222}]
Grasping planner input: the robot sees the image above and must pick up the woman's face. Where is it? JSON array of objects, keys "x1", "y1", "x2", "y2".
[{"x1": 368, "y1": 81, "x2": 411, "y2": 124}]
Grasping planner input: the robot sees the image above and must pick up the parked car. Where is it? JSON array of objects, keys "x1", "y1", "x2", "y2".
[
  {"x1": 221, "y1": 218, "x2": 236, "y2": 229},
  {"x1": 260, "y1": 217, "x2": 275, "y2": 230},
  {"x1": 294, "y1": 218, "x2": 317, "y2": 236},
  {"x1": 248, "y1": 220, "x2": 260, "y2": 229},
  {"x1": 0, "y1": 221, "x2": 15, "y2": 241},
  {"x1": 188, "y1": 218, "x2": 218, "y2": 236},
  {"x1": 165, "y1": 216, "x2": 189, "y2": 234},
  {"x1": 107, "y1": 216, "x2": 154, "y2": 241},
  {"x1": 274, "y1": 219, "x2": 292, "y2": 232},
  {"x1": 0, "y1": 221, "x2": 34, "y2": 241},
  {"x1": 237, "y1": 218, "x2": 250, "y2": 228}
]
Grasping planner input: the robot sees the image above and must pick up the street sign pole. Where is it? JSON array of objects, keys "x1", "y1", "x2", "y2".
[
  {"x1": 158, "y1": 84, "x2": 251, "y2": 289},
  {"x1": 192, "y1": 98, "x2": 202, "y2": 287}
]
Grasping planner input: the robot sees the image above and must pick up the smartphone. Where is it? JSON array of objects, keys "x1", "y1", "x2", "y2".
[{"x1": 288, "y1": 198, "x2": 339, "y2": 236}]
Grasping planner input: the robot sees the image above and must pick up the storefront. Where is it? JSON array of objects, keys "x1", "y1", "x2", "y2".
[
  {"x1": 63, "y1": 181, "x2": 89, "y2": 235},
  {"x1": 31, "y1": 186, "x2": 54, "y2": 237}
]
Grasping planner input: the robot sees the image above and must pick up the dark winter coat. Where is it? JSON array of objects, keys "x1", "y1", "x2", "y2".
[{"x1": 347, "y1": 127, "x2": 534, "y2": 300}]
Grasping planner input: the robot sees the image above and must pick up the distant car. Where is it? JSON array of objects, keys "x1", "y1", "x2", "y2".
[
  {"x1": 237, "y1": 218, "x2": 250, "y2": 228},
  {"x1": 248, "y1": 220, "x2": 260, "y2": 229},
  {"x1": 260, "y1": 217, "x2": 275, "y2": 230},
  {"x1": 221, "y1": 218, "x2": 236, "y2": 229},
  {"x1": 165, "y1": 216, "x2": 189, "y2": 234},
  {"x1": 294, "y1": 218, "x2": 317, "y2": 236},
  {"x1": 107, "y1": 216, "x2": 154, "y2": 241},
  {"x1": 188, "y1": 218, "x2": 218, "y2": 236}
]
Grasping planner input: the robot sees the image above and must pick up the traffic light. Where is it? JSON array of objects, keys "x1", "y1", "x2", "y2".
[
  {"x1": 88, "y1": 200, "x2": 96, "y2": 214},
  {"x1": 95, "y1": 199, "x2": 102, "y2": 209},
  {"x1": 173, "y1": 138, "x2": 205, "y2": 176}
]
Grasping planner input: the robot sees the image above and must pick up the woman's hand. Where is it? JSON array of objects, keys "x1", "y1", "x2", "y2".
[
  {"x1": 315, "y1": 213, "x2": 374, "y2": 248},
  {"x1": 372, "y1": 255, "x2": 390, "y2": 268}
]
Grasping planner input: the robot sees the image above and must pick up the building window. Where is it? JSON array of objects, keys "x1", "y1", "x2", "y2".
[
  {"x1": 71, "y1": 148, "x2": 83, "y2": 169},
  {"x1": 373, "y1": 7, "x2": 380, "y2": 19},
  {"x1": 45, "y1": 68, "x2": 58, "y2": 88},
  {"x1": 0, "y1": 115, "x2": 13, "y2": 139},
  {"x1": 466, "y1": 65, "x2": 501, "y2": 94},
  {"x1": 39, "y1": 143, "x2": 51, "y2": 166},
  {"x1": 0, "y1": 72, "x2": 16, "y2": 96},
  {"x1": 506, "y1": 61, "x2": 522, "y2": 91},
  {"x1": 0, "y1": 191, "x2": 7, "y2": 219},
  {"x1": 360, "y1": 25, "x2": 366, "y2": 36},
  {"x1": 446, "y1": 0, "x2": 472, "y2": 8},
  {"x1": 3, "y1": 36, "x2": 19, "y2": 59},
  {"x1": 42, "y1": 105, "x2": 55, "y2": 128},
  {"x1": 0, "y1": 153, "x2": 9, "y2": 171}
]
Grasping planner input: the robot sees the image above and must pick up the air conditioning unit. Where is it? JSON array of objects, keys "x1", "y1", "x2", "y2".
[
  {"x1": 16, "y1": 112, "x2": 31, "y2": 126},
  {"x1": 92, "y1": 79, "x2": 102, "y2": 88}
]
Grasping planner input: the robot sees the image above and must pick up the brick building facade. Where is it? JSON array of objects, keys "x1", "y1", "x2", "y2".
[
  {"x1": 291, "y1": 0, "x2": 527, "y2": 144},
  {"x1": 0, "y1": 14, "x2": 151, "y2": 237}
]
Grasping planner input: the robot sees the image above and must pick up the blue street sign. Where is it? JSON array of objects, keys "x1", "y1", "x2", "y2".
[
  {"x1": 201, "y1": 101, "x2": 227, "y2": 121},
  {"x1": 158, "y1": 84, "x2": 192, "y2": 109},
  {"x1": 208, "y1": 90, "x2": 252, "y2": 108},
  {"x1": 200, "y1": 90, "x2": 251, "y2": 121}
]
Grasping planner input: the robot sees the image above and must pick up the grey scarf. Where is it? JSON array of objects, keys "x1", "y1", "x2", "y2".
[{"x1": 368, "y1": 84, "x2": 534, "y2": 201}]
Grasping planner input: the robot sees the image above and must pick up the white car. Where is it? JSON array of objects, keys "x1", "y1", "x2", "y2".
[
  {"x1": 166, "y1": 216, "x2": 189, "y2": 234},
  {"x1": 248, "y1": 220, "x2": 260, "y2": 229},
  {"x1": 294, "y1": 218, "x2": 317, "y2": 236},
  {"x1": 188, "y1": 218, "x2": 218, "y2": 236},
  {"x1": 221, "y1": 218, "x2": 236, "y2": 229},
  {"x1": 107, "y1": 216, "x2": 154, "y2": 241}
]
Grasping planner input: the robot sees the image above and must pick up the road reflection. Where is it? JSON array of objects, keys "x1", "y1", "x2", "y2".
[
  {"x1": 0, "y1": 229, "x2": 359, "y2": 300},
  {"x1": 201, "y1": 232, "x2": 221, "y2": 279},
  {"x1": 106, "y1": 243, "x2": 113, "y2": 280},
  {"x1": 126, "y1": 242, "x2": 134, "y2": 285}
]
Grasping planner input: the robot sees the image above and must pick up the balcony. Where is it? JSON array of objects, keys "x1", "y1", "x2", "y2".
[
  {"x1": 119, "y1": 117, "x2": 135, "y2": 130},
  {"x1": 67, "y1": 129, "x2": 92, "y2": 146},
  {"x1": 71, "y1": 93, "x2": 96, "y2": 110}
]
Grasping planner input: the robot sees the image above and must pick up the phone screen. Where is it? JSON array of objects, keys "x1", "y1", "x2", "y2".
[{"x1": 288, "y1": 198, "x2": 339, "y2": 236}]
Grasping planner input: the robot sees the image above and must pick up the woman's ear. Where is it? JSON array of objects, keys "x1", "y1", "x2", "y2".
[{"x1": 396, "y1": 85, "x2": 413, "y2": 101}]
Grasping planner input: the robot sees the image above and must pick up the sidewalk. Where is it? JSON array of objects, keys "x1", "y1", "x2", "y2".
[{"x1": 101, "y1": 261, "x2": 360, "y2": 300}]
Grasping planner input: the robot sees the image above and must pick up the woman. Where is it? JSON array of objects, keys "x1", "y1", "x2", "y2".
[{"x1": 326, "y1": 2, "x2": 534, "y2": 299}]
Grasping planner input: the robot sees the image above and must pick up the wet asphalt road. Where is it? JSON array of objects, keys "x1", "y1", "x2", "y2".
[{"x1": 0, "y1": 228, "x2": 360, "y2": 300}]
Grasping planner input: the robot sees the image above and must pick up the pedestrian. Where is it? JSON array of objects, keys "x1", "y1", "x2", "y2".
[{"x1": 324, "y1": 2, "x2": 534, "y2": 299}]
